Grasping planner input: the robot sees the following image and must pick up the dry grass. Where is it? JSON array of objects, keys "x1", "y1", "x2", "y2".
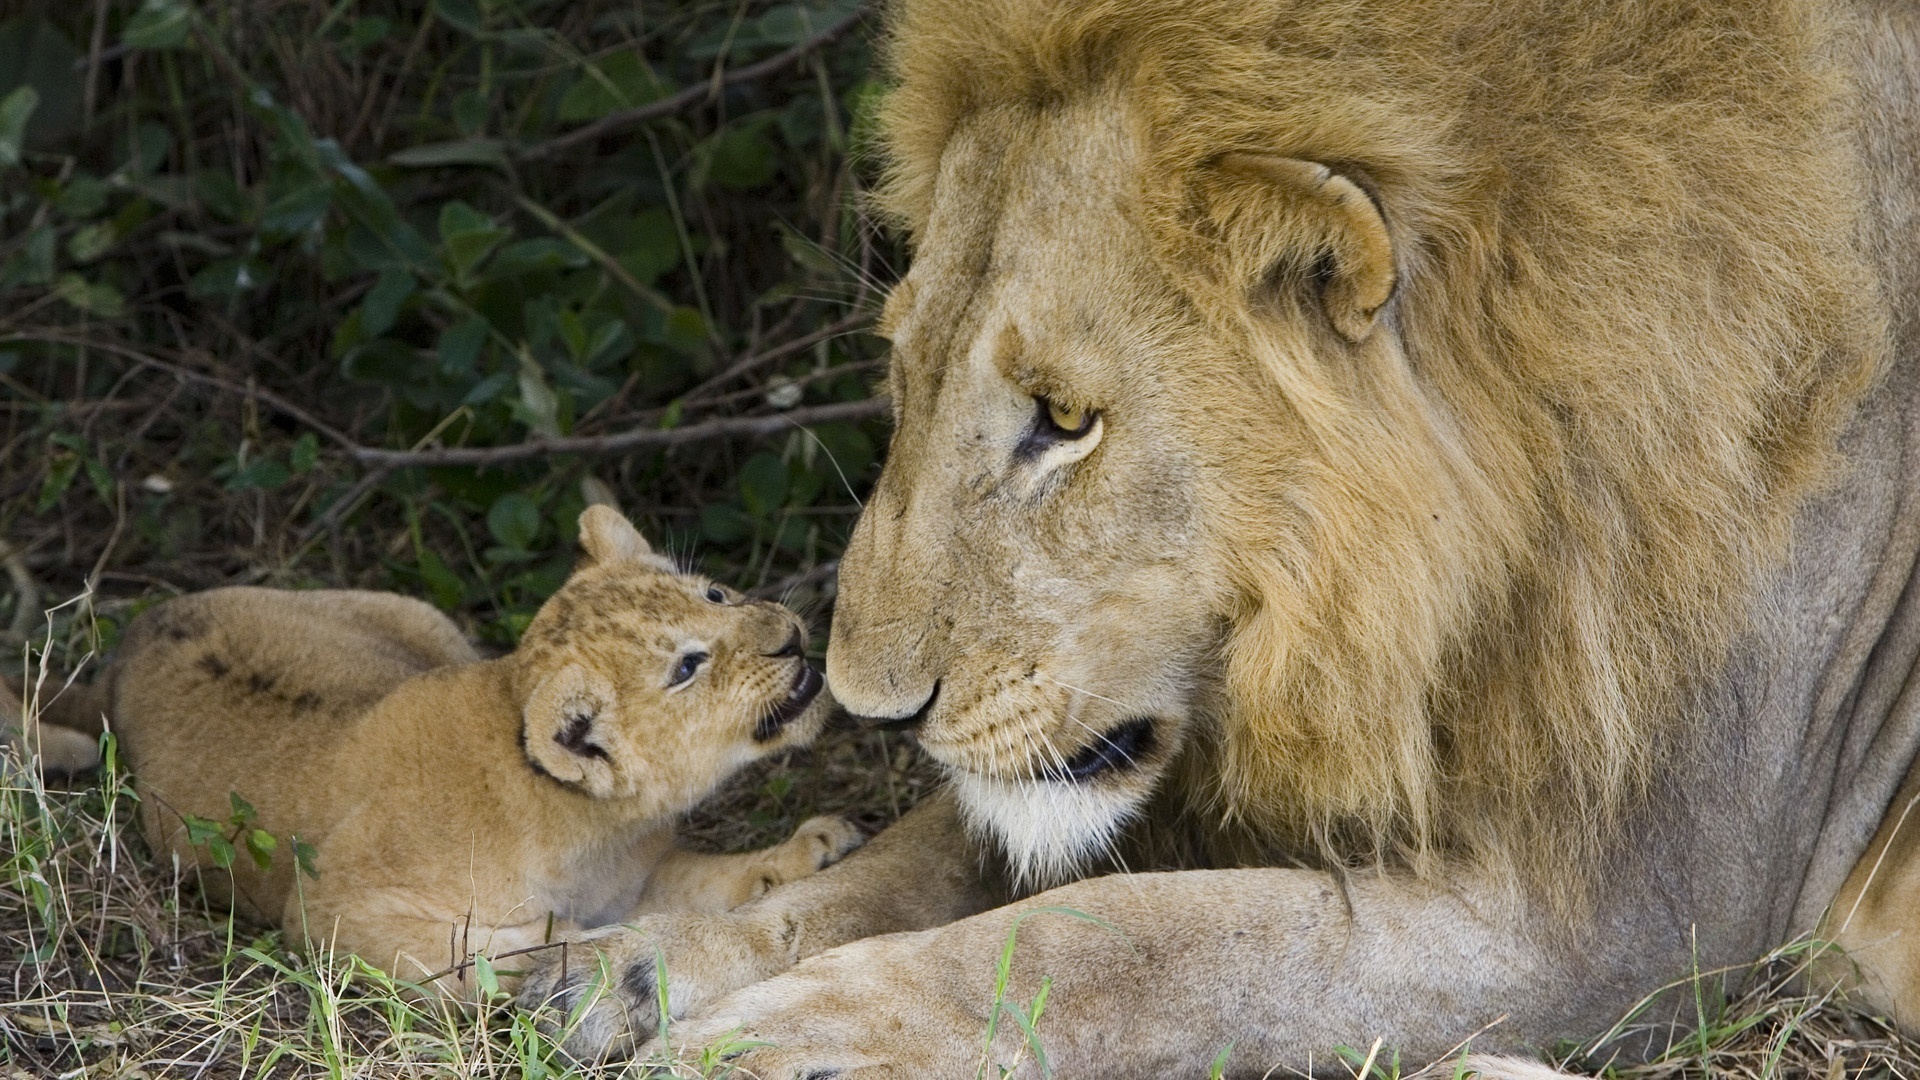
[
  {"x1": 3, "y1": 611, "x2": 1918, "y2": 1080},
  {"x1": 1, "y1": 601, "x2": 942, "y2": 1080}
]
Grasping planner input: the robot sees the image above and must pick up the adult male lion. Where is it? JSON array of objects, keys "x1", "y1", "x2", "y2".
[{"x1": 524, "y1": 0, "x2": 1920, "y2": 1073}]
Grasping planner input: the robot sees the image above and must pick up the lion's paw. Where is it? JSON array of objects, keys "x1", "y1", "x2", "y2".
[{"x1": 518, "y1": 911, "x2": 790, "y2": 1061}]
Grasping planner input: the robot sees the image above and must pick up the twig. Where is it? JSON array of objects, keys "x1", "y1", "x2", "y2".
[
  {"x1": 412, "y1": 937, "x2": 575, "y2": 987},
  {"x1": 516, "y1": 8, "x2": 866, "y2": 162},
  {"x1": 352, "y1": 398, "x2": 888, "y2": 468},
  {"x1": 4, "y1": 327, "x2": 888, "y2": 476},
  {"x1": 0, "y1": 330, "x2": 361, "y2": 453},
  {"x1": 677, "y1": 311, "x2": 874, "y2": 405},
  {"x1": 750, "y1": 559, "x2": 839, "y2": 600},
  {"x1": 291, "y1": 465, "x2": 392, "y2": 549}
]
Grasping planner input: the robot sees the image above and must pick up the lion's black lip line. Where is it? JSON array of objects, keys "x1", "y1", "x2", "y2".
[
  {"x1": 1047, "y1": 716, "x2": 1156, "y2": 783},
  {"x1": 850, "y1": 680, "x2": 939, "y2": 732}
]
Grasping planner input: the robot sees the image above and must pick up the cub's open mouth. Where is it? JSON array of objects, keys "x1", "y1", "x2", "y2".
[{"x1": 755, "y1": 664, "x2": 824, "y2": 741}]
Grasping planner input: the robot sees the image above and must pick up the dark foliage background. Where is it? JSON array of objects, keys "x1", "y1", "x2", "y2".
[{"x1": 0, "y1": 0, "x2": 894, "y2": 662}]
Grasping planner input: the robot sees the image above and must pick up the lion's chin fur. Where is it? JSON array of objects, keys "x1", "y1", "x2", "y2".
[{"x1": 950, "y1": 771, "x2": 1146, "y2": 893}]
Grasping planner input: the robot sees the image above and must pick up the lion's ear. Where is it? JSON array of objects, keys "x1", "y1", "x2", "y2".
[
  {"x1": 577, "y1": 505, "x2": 656, "y2": 565},
  {"x1": 1208, "y1": 154, "x2": 1397, "y2": 343}
]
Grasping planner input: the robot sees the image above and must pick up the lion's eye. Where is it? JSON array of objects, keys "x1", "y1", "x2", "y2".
[
  {"x1": 704, "y1": 586, "x2": 726, "y2": 603},
  {"x1": 668, "y1": 651, "x2": 709, "y2": 687},
  {"x1": 1041, "y1": 397, "x2": 1097, "y2": 437}
]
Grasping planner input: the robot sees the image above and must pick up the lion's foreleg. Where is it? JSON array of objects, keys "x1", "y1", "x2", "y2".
[
  {"x1": 656, "y1": 866, "x2": 1634, "y2": 1078},
  {"x1": 518, "y1": 791, "x2": 1000, "y2": 1057}
]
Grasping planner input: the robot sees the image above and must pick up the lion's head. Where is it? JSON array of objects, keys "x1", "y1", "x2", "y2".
[
  {"x1": 516, "y1": 507, "x2": 828, "y2": 810},
  {"x1": 826, "y1": 0, "x2": 1884, "y2": 893}
]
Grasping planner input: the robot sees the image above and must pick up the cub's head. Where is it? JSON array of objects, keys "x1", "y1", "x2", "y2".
[{"x1": 515, "y1": 506, "x2": 828, "y2": 812}]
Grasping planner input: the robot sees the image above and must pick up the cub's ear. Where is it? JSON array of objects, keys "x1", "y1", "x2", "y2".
[
  {"x1": 521, "y1": 662, "x2": 623, "y2": 796},
  {"x1": 577, "y1": 505, "x2": 658, "y2": 566},
  {"x1": 1205, "y1": 153, "x2": 1396, "y2": 343}
]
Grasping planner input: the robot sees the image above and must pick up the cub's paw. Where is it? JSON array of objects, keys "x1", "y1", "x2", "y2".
[
  {"x1": 790, "y1": 814, "x2": 867, "y2": 870},
  {"x1": 518, "y1": 912, "x2": 789, "y2": 1062},
  {"x1": 750, "y1": 815, "x2": 864, "y2": 898}
]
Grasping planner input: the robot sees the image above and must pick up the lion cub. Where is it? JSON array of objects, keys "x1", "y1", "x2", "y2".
[{"x1": 46, "y1": 507, "x2": 859, "y2": 998}]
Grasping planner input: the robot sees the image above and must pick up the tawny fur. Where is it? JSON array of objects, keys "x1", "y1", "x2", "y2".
[
  {"x1": 40, "y1": 508, "x2": 860, "y2": 999},
  {"x1": 513, "y1": 2, "x2": 1920, "y2": 1068},
  {"x1": 864, "y1": 0, "x2": 1885, "y2": 891}
]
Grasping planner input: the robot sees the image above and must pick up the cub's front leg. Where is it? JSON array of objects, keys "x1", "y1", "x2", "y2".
[
  {"x1": 519, "y1": 793, "x2": 997, "y2": 1059},
  {"x1": 636, "y1": 815, "x2": 866, "y2": 914}
]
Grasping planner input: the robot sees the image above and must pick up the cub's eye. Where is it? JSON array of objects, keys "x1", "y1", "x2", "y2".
[
  {"x1": 668, "y1": 651, "x2": 709, "y2": 687},
  {"x1": 1039, "y1": 397, "x2": 1098, "y2": 439},
  {"x1": 704, "y1": 586, "x2": 726, "y2": 603}
]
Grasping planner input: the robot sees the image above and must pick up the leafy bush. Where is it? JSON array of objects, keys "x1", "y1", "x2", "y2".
[{"x1": 0, "y1": 0, "x2": 892, "y2": 650}]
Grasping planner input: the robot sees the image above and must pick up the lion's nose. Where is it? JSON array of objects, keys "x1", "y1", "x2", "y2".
[
  {"x1": 842, "y1": 680, "x2": 939, "y2": 731},
  {"x1": 767, "y1": 626, "x2": 805, "y2": 659}
]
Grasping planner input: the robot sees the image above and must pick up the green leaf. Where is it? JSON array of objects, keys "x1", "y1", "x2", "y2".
[
  {"x1": 208, "y1": 835, "x2": 237, "y2": 869},
  {"x1": 474, "y1": 951, "x2": 500, "y2": 997},
  {"x1": 452, "y1": 90, "x2": 489, "y2": 136},
  {"x1": 186, "y1": 257, "x2": 266, "y2": 298},
  {"x1": 438, "y1": 200, "x2": 508, "y2": 281},
  {"x1": 54, "y1": 274, "x2": 125, "y2": 318},
  {"x1": 192, "y1": 170, "x2": 248, "y2": 222},
  {"x1": 293, "y1": 838, "x2": 320, "y2": 879},
  {"x1": 433, "y1": 0, "x2": 482, "y2": 35},
  {"x1": 416, "y1": 546, "x2": 465, "y2": 609},
  {"x1": 245, "y1": 828, "x2": 277, "y2": 870},
  {"x1": 183, "y1": 814, "x2": 221, "y2": 847},
  {"x1": 0, "y1": 84, "x2": 38, "y2": 169},
  {"x1": 388, "y1": 138, "x2": 509, "y2": 169},
  {"x1": 290, "y1": 432, "x2": 319, "y2": 473},
  {"x1": 358, "y1": 268, "x2": 414, "y2": 337},
  {"x1": 557, "y1": 308, "x2": 587, "y2": 360},
  {"x1": 460, "y1": 370, "x2": 513, "y2": 406},
  {"x1": 123, "y1": 0, "x2": 194, "y2": 49},
  {"x1": 738, "y1": 453, "x2": 789, "y2": 518},
  {"x1": 1209, "y1": 1042, "x2": 1236, "y2": 1080},
  {"x1": 662, "y1": 306, "x2": 707, "y2": 354},
  {"x1": 130, "y1": 122, "x2": 172, "y2": 173},
  {"x1": 0, "y1": 20, "x2": 82, "y2": 147},
  {"x1": 514, "y1": 351, "x2": 562, "y2": 437},
  {"x1": 1, "y1": 225, "x2": 55, "y2": 285},
  {"x1": 58, "y1": 175, "x2": 111, "y2": 218},
  {"x1": 83, "y1": 457, "x2": 114, "y2": 505},
  {"x1": 66, "y1": 222, "x2": 116, "y2": 263},
  {"x1": 487, "y1": 493, "x2": 542, "y2": 552},
  {"x1": 437, "y1": 313, "x2": 487, "y2": 372},
  {"x1": 229, "y1": 791, "x2": 257, "y2": 820},
  {"x1": 226, "y1": 456, "x2": 290, "y2": 491},
  {"x1": 555, "y1": 52, "x2": 667, "y2": 122},
  {"x1": 490, "y1": 238, "x2": 587, "y2": 277},
  {"x1": 706, "y1": 125, "x2": 778, "y2": 191},
  {"x1": 36, "y1": 452, "x2": 78, "y2": 513},
  {"x1": 260, "y1": 182, "x2": 331, "y2": 237}
]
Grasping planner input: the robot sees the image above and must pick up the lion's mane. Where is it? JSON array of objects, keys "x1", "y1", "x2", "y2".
[{"x1": 873, "y1": 0, "x2": 1888, "y2": 891}]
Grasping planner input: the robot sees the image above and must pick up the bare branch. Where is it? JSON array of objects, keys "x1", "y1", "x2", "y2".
[
  {"x1": 678, "y1": 311, "x2": 875, "y2": 405},
  {"x1": 517, "y1": 8, "x2": 867, "y2": 162},
  {"x1": 351, "y1": 398, "x2": 887, "y2": 468},
  {"x1": 0, "y1": 330, "x2": 362, "y2": 452}
]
